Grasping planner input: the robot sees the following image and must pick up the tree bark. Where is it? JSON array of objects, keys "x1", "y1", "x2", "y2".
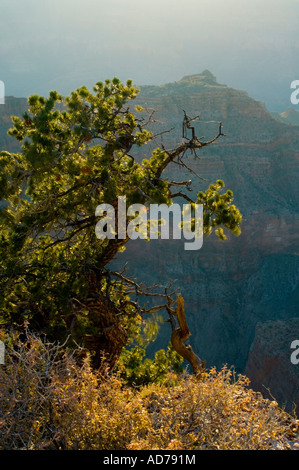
[
  {"x1": 171, "y1": 295, "x2": 205, "y2": 376},
  {"x1": 82, "y1": 270, "x2": 128, "y2": 370}
]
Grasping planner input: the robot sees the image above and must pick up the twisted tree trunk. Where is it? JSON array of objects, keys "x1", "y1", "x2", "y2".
[
  {"x1": 82, "y1": 270, "x2": 128, "y2": 370},
  {"x1": 170, "y1": 295, "x2": 205, "y2": 376}
]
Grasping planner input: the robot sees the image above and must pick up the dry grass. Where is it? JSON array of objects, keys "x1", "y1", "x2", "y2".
[{"x1": 0, "y1": 329, "x2": 298, "y2": 450}]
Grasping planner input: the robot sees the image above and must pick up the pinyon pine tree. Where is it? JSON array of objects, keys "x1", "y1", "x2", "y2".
[{"x1": 0, "y1": 78, "x2": 242, "y2": 370}]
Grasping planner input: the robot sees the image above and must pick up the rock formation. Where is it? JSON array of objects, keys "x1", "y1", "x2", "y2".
[
  {"x1": 245, "y1": 319, "x2": 299, "y2": 415},
  {"x1": 117, "y1": 71, "x2": 299, "y2": 412}
]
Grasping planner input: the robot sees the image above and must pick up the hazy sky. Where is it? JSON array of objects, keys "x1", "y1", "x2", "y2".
[{"x1": 1, "y1": 0, "x2": 299, "y2": 110}]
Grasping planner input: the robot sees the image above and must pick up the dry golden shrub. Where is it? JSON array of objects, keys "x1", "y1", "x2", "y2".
[
  {"x1": 0, "y1": 330, "x2": 298, "y2": 450},
  {"x1": 130, "y1": 367, "x2": 298, "y2": 450}
]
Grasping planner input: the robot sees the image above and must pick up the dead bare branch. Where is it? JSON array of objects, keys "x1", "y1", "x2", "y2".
[{"x1": 166, "y1": 295, "x2": 206, "y2": 376}]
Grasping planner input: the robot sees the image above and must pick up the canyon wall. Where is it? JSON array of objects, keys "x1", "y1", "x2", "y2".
[{"x1": 118, "y1": 71, "x2": 299, "y2": 412}]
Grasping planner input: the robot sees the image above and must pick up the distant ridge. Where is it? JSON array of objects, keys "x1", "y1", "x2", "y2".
[
  {"x1": 179, "y1": 69, "x2": 218, "y2": 85},
  {"x1": 138, "y1": 69, "x2": 234, "y2": 98}
]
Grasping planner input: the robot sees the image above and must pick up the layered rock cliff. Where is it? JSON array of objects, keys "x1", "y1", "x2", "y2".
[
  {"x1": 116, "y1": 71, "x2": 299, "y2": 412},
  {"x1": 245, "y1": 319, "x2": 299, "y2": 415}
]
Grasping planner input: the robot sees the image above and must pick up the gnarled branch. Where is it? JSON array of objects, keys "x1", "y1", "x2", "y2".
[{"x1": 167, "y1": 295, "x2": 205, "y2": 376}]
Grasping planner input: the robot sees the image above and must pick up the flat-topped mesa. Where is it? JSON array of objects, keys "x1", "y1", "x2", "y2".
[
  {"x1": 179, "y1": 70, "x2": 219, "y2": 86},
  {"x1": 138, "y1": 70, "x2": 230, "y2": 101}
]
